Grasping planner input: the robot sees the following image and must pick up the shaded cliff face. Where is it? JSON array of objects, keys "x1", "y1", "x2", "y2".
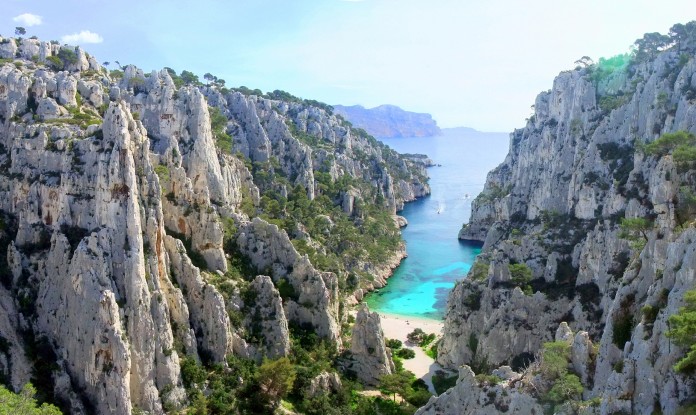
[
  {"x1": 333, "y1": 104, "x2": 441, "y2": 138},
  {"x1": 439, "y1": 34, "x2": 696, "y2": 412},
  {"x1": 0, "y1": 37, "x2": 428, "y2": 413}
]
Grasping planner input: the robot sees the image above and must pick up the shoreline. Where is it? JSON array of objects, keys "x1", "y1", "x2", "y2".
[
  {"x1": 355, "y1": 191, "x2": 449, "y2": 391},
  {"x1": 378, "y1": 311, "x2": 445, "y2": 393}
]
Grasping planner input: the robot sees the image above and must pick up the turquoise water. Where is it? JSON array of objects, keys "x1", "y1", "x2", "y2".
[{"x1": 366, "y1": 128, "x2": 509, "y2": 320}]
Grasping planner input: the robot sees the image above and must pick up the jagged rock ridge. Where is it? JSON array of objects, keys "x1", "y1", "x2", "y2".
[
  {"x1": 435, "y1": 23, "x2": 696, "y2": 414},
  {"x1": 0, "y1": 36, "x2": 429, "y2": 413}
]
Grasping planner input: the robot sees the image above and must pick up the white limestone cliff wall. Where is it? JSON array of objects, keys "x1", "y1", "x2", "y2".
[
  {"x1": 0, "y1": 36, "x2": 430, "y2": 413},
  {"x1": 347, "y1": 305, "x2": 394, "y2": 385},
  {"x1": 443, "y1": 49, "x2": 696, "y2": 412}
]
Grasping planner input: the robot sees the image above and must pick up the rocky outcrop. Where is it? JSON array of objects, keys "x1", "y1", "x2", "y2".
[
  {"x1": 333, "y1": 104, "x2": 441, "y2": 138},
  {"x1": 0, "y1": 35, "x2": 429, "y2": 413},
  {"x1": 245, "y1": 275, "x2": 290, "y2": 358},
  {"x1": 441, "y1": 27, "x2": 696, "y2": 413},
  {"x1": 205, "y1": 91, "x2": 430, "y2": 213},
  {"x1": 237, "y1": 218, "x2": 340, "y2": 342},
  {"x1": 423, "y1": 323, "x2": 597, "y2": 415},
  {"x1": 306, "y1": 371, "x2": 342, "y2": 398},
  {"x1": 0, "y1": 285, "x2": 31, "y2": 391},
  {"x1": 415, "y1": 366, "x2": 543, "y2": 415},
  {"x1": 347, "y1": 305, "x2": 394, "y2": 385}
]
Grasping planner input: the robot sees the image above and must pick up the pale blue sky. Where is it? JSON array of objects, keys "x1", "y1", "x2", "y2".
[{"x1": 3, "y1": 0, "x2": 694, "y2": 131}]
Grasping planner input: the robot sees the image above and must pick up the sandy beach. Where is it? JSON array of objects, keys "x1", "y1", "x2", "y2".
[{"x1": 378, "y1": 313, "x2": 445, "y2": 393}]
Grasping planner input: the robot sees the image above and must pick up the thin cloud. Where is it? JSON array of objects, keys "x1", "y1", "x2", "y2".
[
  {"x1": 13, "y1": 13, "x2": 43, "y2": 27},
  {"x1": 61, "y1": 30, "x2": 104, "y2": 44}
]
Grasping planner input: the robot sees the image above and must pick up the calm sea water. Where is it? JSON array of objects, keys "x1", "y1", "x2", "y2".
[{"x1": 366, "y1": 128, "x2": 509, "y2": 320}]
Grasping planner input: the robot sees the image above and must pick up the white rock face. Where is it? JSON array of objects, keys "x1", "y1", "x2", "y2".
[
  {"x1": 0, "y1": 284, "x2": 31, "y2": 391},
  {"x1": 348, "y1": 305, "x2": 394, "y2": 385},
  {"x1": 237, "y1": 218, "x2": 341, "y2": 343},
  {"x1": 306, "y1": 371, "x2": 342, "y2": 398},
  {"x1": 415, "y1": 366, "x2": 543, "y2": 415},
  {"x1": 571, "y1": 331, "x2": 593, "y2": 386},
  {"x1": 442, "y1": 46, "x2": 696, "y2": 412},
  {"x1": 0, "y1": 36, "x2": 430, "y2": 414},
  {"x1": 246, "y1": 275, "x2": 290, "y2": 358}
]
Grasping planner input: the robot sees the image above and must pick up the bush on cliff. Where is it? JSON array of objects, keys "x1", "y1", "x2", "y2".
[
  {"x1": 0, "y1": 383, "x2": 62, "y2": 414},
  {"x1": 668, "y1": 289, "x2": 696, "y2": 373}
]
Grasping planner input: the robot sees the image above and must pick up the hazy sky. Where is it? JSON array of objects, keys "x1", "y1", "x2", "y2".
[{"x1": 3, "y1": 0, "x2": 694, "y2": 131}]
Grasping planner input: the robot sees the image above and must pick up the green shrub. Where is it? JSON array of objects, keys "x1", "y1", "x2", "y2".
[
  {"x1": 46, "y1": 55, "x2": 63, "y2": 70},
  {"x1": 431, "y1": 370, "x2": 457, "y2": 395},
  {"x1": 425, "y1": 343, "x2": 438, "y2": 359},
  {"x1": 668, "y1": 289, "x2": 696, "y2": 373},
  {"x1": 386, "y1": 339, "x2": 402, "y2": 350},
  {"x1": 0, "y1": 383, "x2": 62, "y2": 414},
  {"x1": 58, "y1": 48, "x2": 77, "y2": 66},
  {"x1": 540, "y1": 341, "x2": 571, "y2": 380},
  {"x1": 598, "y1": 94, "x2": 628, "y2": 113},
  {"x1": 643, "y1": 131, "x2": 696, "y2": 159},
  {"x1": 180, "y1": 356, "x2": 207, "y2": 388},
  {"x1": 508, "y1": 263, "x2": 533, "y2": 287},
  {"x1": 477, "y1": 184, "x2": 511, "y2": 202},
  {"x1": 470, "y1": 261, "x2": 489, "y2": 281},
  {"x1": 257, "y1": 357, "x2": 296, "y2": 408},
  {"x1": 420, "y1": 333, "x2": 436, "y2": 347},
  {"x1": 642, "y1": 304, "x2": 659, "y2": 324},
  {"x1": 474, "y1": 373, "x2": 502, "y2": 385},
  {"x1": 209, "y1": 106, "x2": 233, "y2": 153},
  {"x1": 677, "y1": 403, "x2": 696, "y2": 415},
  {"x1": 154, "y1": 165, "x2": 170, "y2": 182},
  {"x1": 276, "y1": 278, "x2": 297, "y2": 301},
  {"x1": 406, "y1": 328, "x2": 434, "y2": 346},
  {"x1": 395, "y1": 348, "x2": 415, "y2": 359},
  {"x1": 545, "y1": 373, "x2": 583, "y2": 403},
  {"x1": 619, "y1": 217, "x2": 653, "y2": 250}
]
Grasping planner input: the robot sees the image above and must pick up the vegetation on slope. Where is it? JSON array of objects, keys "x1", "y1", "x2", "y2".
[
  {"x1": 0, "y1": 383, "x2": 62, "y2": 414},
  {"x1": 0, "y1": 45, "x2": 430, "y2": 414}
]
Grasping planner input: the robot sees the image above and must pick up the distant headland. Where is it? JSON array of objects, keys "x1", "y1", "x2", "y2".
[{"x1": 333, "y1": 104, "x2": 441, "y2": 138}]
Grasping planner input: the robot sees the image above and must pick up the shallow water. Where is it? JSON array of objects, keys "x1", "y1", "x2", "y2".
[{"x1": 366, "y1": 128, "x2": 509, "y2": 320}]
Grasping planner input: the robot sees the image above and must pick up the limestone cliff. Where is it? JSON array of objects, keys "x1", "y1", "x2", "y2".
[
  {"x1": 0, "y1": 36, "x2": 428, "y2": 413},
  {"x1": 346, "y1": 305, "x2": 394, "y2": 385},
  {"x1": 437, "y1": 25, "x2": 696, "y2": 414}
]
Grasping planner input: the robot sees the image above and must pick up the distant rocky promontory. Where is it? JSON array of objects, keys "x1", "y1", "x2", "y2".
[{"x1": 333, "y1": 104, "x2": 441, "y2": 138}]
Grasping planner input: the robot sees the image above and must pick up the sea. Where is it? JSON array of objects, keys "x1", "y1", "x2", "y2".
[{"x1": 365, "y1": 127, "x2": 510, "y2": 321}]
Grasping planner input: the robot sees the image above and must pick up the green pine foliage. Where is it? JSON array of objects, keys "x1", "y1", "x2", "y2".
[
  {"x1": 431, "y1": 370, "x2": 457, "y2": 395},
  {"x1": 643, "y1": 131, "x2": 696, "y2": 162},
  {"x1": 0, "y1": 383, "x2": 62, "y2": 414},
  {"x1": 668, "y1": 289, "x2": 696, "y2": 373},
  {"x1": 470, "y1": 260, "x2": 489, "y2": 281},
  {"x1": 538, "y1": 341, "x2": 584, "y2": 408},
  {"x1": 508, "y1": 263, "x2": 533, "y2": 289},
  {"x1": 251, "y1": 162, "x2": 401, "y2": 290},
  {"x1": 618, "y1": 217, "x2": 653, "y2": 251},
  {"x1": 545, "y1": 373, "x2": 584, "y2": 404},
  {"x1": 540, "y1": 341, "x2": 571, "y2": 380},
  {"x1": 379, "y1": 371, "x2": 431, "y2": 410},
  {"x1": 209, "y1": 106, "x2": 233, "y2": 153}
]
